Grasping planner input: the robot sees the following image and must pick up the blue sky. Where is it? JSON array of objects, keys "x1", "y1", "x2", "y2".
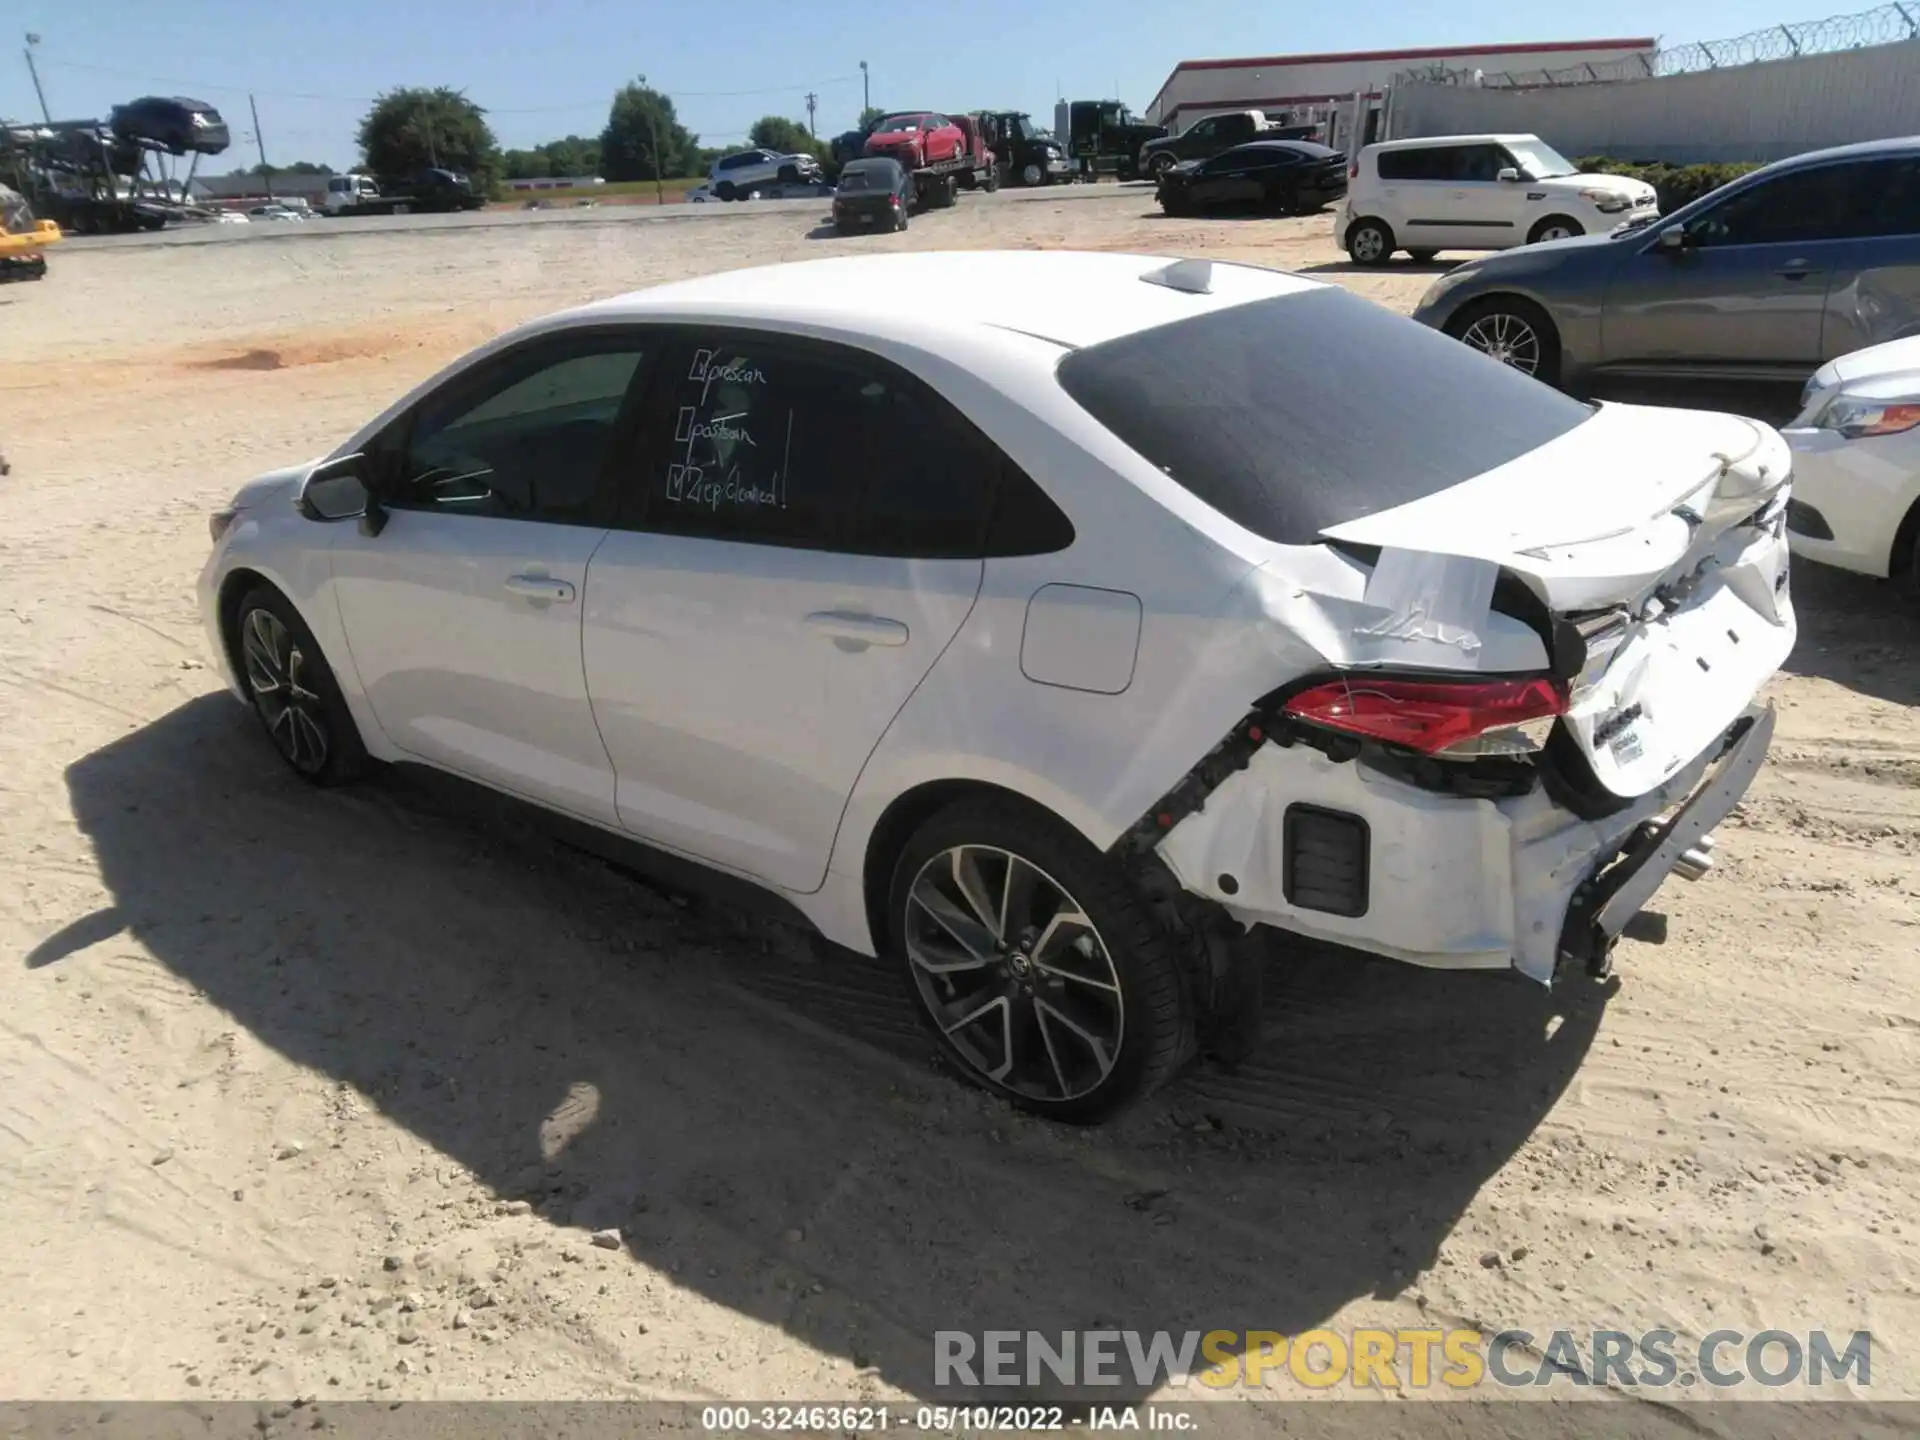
[{"x1": 8, "y1": 0, "x2": 1810, "y2": 168}]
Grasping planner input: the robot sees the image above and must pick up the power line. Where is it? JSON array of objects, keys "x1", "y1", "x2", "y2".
[{"x1": 35, "y1": 56, "x2": 863, "y2": 111}]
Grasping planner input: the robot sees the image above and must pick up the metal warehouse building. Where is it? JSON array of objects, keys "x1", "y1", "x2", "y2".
[{"x1": 1145, "y1": 39, "x2": 1657, "y2": 150}]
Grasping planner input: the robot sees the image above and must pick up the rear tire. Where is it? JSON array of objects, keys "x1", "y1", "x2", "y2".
[
  {"x1": 232, "y1": 586, "x2": 372, "y2": 787},
  {"x1": 1150, "y1": 153, "x2": 1179, "y2": 181},
  {"x1": 1346, "y1": 217, "x2": 1394, "y2": 266},
  {"x1": 888, "y1": 795, "x2": 1198, "y2": 1124},
  {"x1": 715, "y1": 181, "x2": 736, "y2": 201},
  {"x1": 1445, "y1": 295, "x2": 1563, "y2": 386}
]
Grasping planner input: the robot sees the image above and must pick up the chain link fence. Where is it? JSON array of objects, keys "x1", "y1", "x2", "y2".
[{"x1": 1397, "y1": 3, "x2": 1920, "y2": 88}]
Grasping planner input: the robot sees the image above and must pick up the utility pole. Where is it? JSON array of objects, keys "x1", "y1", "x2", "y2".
[
  {"x1": 23, "y1": 32, "x2": 51, "y2": 124},
  {"x1": 859, "y1": 60, "x2": 869, "y2": 117},
  {"x1": 805, "y1": 91, "x2": 817, "y2": 137},
  {"x1": 249, "y1": 93, "x2": 273, "y2": 199},
  {"x1": 638, "y1": 73, "x2": 664, "y2": 206}
]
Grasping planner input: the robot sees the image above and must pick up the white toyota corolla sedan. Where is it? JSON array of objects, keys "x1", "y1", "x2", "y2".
[
  {"x1": 199, "y1": 251, "x2": 1794, "y2": 1121},
  {"x1": 1783, "y1": 335, "x2": 1920, "y2": 589}
]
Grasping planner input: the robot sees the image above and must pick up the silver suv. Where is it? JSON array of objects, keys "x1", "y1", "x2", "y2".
[{"x1": 709, "y1": 148, "x2": 822, "y2": 200}]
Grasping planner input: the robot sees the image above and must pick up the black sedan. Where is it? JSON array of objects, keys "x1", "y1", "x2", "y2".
[
  {"x1": 1156, "y1": 140, "x2": 1347, "y2": 218},
  {"x1": 832, "y1": 157, "x2": 912, "y2": 234}
]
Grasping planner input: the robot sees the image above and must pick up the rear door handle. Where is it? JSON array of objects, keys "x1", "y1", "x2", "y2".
[
  {"x1": 1775, "y1": 260, "x2": 1813, "y2": 279},
  {"x1": 805, "y1": 611, "x2": 908, "y2": 647},
  {"x1": 504, "y1": 574, "x2": 575, "y2": 603}
]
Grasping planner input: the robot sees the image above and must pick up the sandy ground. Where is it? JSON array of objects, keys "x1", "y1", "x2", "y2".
[{"x1": 2, "y1": 189, "x2": 1918, "y2": 1415}]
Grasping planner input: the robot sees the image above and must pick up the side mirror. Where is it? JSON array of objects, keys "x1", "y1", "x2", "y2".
[
  {"x1": 1496, "y1": 167, "x2": 1521, "y2": 183},
  {"x1": 297, "y1": 453, "x2": 388, "y2": 535},
  {"x1": 1655, "y1": 225, "x2": 1688, "y2": 253}
]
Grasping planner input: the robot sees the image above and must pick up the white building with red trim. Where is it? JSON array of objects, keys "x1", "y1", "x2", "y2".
[{"x1": 1144, "y1": 38, "x2": 1657, "y2": 147}]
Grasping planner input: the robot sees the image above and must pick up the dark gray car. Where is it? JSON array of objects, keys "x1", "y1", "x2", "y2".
[{"x1": 1410, "y1": 136, "x2": 1920, "y2": 392}]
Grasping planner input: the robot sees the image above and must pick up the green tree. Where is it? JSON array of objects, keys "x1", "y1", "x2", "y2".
[
  {"x1": 542, "y1": 134, "x2": 601, "y2": 178},
  {"x1": 748, "y1": 115, "x2": 826, "y2": 161},
  {"x1": 501, "y1": 147, "x2": 551, "y2": 180},
  {"x1": 356, "y1": 87, "x2": 500, "y2": 191},
  {"x1": 859, "y1": 106, "x2": 887, "y2": 128},
  {"x1": 599, "y1": 81, "x2": 695, "y2": 182}
]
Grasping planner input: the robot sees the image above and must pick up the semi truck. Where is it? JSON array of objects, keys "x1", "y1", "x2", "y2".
[{"x1": 1054, "y1": 99, "x2": 1166, "y2": 181}]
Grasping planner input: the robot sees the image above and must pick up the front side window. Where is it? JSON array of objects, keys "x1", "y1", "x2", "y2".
[
  {"x1": 1501, "y1": 139, "x2": 1577, "y2": 179},
  {"x1": 384, "y1": 335, "x2": 650, "y2": 525},
  {"x1": 1685, "y1": 163, "x2": 1860, "y2": 247},
  {"x1": 1451, "y1": 144, "x2": 1506, "y2": 183},
  {"x1": 1055, "y1": 287, "x2": 1593, "y2": 546},
  {"x1": 1856, "y1": 156, "x2": 1920, "y2": 237}
]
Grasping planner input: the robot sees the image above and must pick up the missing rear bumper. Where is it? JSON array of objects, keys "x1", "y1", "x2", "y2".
[{"x1": 1557, "y1": 703, "x2": 1775, "y2": 976}]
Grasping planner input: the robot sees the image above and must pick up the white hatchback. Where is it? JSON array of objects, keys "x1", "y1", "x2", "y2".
[
  {"x1": 198, "y1": 251, "x2": 1791, "y2": 1121},
  {"x1": 1341, "y1": 133, "x2": 1659, "y2": 266}
]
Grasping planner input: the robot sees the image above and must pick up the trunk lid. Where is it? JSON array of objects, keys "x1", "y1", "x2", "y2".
[{"x1": 1321, "y1": 401, "x2": 1795, "y2": 800}]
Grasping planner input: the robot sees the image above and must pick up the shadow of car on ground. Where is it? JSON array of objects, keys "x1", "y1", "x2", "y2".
[{"x1": 40, "y1": 693, "x2": 1613, "y2": 1403}]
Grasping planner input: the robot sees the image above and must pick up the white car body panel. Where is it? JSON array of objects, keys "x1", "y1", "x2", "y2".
[
  {"x1": 198, "y1": 250, "x2": 1792, "y2": 982},
  {"x1": 1783, "y1": 339, "x2": 1920, "y2": 578},
  {"x1": 328, "y1": 511, "x2": 620, "y2": 827},
  {"x1": 582, "y1": 537, "x2": 983, "y2": 894}
]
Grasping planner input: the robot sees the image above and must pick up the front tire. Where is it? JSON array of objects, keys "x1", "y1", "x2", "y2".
[
  {"x1": 889, "y1": 796, "x2": 1197, "y2": 1123},
  {"x1": 233, "y1": 586, "x2": 371, "y2": 786},
  {"x1": 1020, "y1": 161, "x2": 1044, "y2": 187},
  {"x1": 715, "y1": 181, "x2": 737, "y2": 201},
  {"x1": 1528, "y1": 214, "x2": 1585, "y2": 245},
  {"x1": 1445, "y1": 295, "x2": 1563, "y2": 386},
  {"x1": 1347, "y1": 217, "x2": 1394, "y2": 266}
]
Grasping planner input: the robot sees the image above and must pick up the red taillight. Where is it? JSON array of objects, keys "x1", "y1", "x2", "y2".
[
  {"x1": 1348, "y1": 161, "x2": 1358, "y2": 179},
  {"x1": 890, "y1": 194, "x2": 900, "y2": 206},
  {"x1": 1281, "y1": 675, "x2": 1566, "y2": 756}
]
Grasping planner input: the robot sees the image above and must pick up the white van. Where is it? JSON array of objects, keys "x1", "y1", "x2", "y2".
[{"x1": 1338, "y1": 133, "x2": 1658, "y2": 266}]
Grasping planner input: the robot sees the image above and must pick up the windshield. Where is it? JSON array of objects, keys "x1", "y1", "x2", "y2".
[
  {"x1": 1504, "y1": 138, "x2": 1578, "y2": 179},
  {"x1": 1055, "y1": 288, "x2": 1594, "y2": 546}
]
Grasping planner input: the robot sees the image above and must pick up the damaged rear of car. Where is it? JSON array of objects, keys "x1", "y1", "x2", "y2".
[{"x1": 1057, "y1": 285, "x2": 1792, "y2": 990}]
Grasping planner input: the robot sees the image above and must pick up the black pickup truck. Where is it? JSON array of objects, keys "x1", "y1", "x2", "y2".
[{"x1": 1138, "y1": 110, "x2": 1320, "y2": 180}]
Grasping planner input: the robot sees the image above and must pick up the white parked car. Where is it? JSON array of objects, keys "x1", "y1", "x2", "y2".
[
  {"x1": 1783, "y1": 335, "x2": 1920, "y2": 587},
  {"x1": 1340, "y1": 133, "x2": 1659, "y2": 266},
  {"x1": 197, "y1": 251, "x2": 1791, "y2": 1121},
  {"x1": 684, "y1": 182, "x2": 715, "y2": 203}
]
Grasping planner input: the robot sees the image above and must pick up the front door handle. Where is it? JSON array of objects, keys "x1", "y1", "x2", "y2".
[
  {"x1": 1775, "y1": 260, "x2": 1813, "y2": 279},
  {"x1": 504, "y1": 574, "x2": 575, "y2": 603},
  {"x1": 805, "y1": 611, "x2": 908, "y2": 647}
]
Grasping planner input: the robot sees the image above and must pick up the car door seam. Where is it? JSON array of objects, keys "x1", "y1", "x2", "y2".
[{"x1": 809, "y1": 561, "x2": 988, "y2": 896}]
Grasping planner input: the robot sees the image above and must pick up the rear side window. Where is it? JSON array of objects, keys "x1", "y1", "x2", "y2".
[
  {"x1": 631, "y1": 335, "x2": 1073, "y2": 558},
  {"x1": 1377, "y1": 146, "x2": 1452, "y2": 181},
  {"x1": 1054, "y1": 288, "x2": 1594, "y2": 546}
]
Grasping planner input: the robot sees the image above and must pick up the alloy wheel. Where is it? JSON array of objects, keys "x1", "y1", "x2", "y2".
[
  {"x1": 241, "y1": 607, "x2": 330, "y2": 775},
  {"x1": 904, "y1": 845, "x2": 1124, "y2": 1103},
  {"x1": 1459, "y1": 311, "x2": 1542, "y2": 375}
]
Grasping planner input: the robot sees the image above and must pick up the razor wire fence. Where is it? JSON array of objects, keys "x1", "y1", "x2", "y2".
[{"x1": 1396, "y1": 2, "x2": 1920, "y2": 87}]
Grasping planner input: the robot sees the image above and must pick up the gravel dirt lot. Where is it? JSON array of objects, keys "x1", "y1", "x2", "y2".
[{"x1": 2, "y1": 189, "x2": 1917, "y2": 1414}]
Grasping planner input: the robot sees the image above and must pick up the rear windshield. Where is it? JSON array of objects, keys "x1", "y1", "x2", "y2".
[
  {"x1": 838, "y1": 163, "x2": 894, "y2": 190},
  {"x1": 1054, "y1": 287, "x2": 1594, "y2": 545}
]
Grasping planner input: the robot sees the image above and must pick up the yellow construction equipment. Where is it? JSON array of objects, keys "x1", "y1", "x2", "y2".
[{"x1": 1, "y1": 186, "x2": 60, "y2": 282}]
